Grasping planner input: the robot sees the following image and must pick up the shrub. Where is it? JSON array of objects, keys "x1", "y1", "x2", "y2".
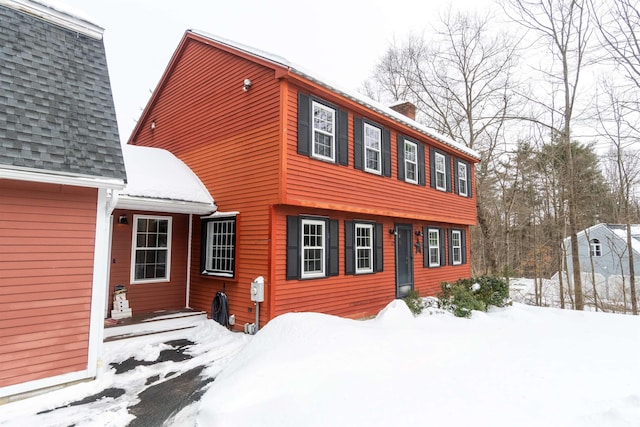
[
  {"x1": 438, "y1": 276, "x2": 510, "y2": 318},
  {"x1": 403, "y1": 290, "x2": 424, "y2": 316}
]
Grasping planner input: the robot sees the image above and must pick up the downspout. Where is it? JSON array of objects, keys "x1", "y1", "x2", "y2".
[{"x1": 186, "y1": 214, "x2": 193, "y2": 308}]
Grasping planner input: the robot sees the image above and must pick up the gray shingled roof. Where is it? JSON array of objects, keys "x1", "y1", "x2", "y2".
[{"x1": 0, "y1": 4, "x2": 126, "y2": 181}]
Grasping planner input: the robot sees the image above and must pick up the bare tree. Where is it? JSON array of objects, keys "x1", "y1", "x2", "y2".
[
  {"x1": 366, "y1": 9, "x2": 521, "y2": 275},
  {"x1": 502, "y1": 0, "x2": 592, "y2": 310}
]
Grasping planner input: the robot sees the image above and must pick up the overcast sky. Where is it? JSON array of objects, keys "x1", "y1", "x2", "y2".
[{"x1": 58, "y1": 0, "x2": 494, "y2": 142}]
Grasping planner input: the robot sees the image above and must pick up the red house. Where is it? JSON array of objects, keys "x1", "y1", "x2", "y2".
[
  {"x1": 0, "y1": 1, "x2": 126, "y2": 400},
  {"x1": 122, "y1": 30, "x2": 480, "y2": 330}
]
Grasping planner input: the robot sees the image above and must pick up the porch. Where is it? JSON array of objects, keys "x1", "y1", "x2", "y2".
[{"x1": 104, "y1": 309, "x2": 208, "y2": 342}]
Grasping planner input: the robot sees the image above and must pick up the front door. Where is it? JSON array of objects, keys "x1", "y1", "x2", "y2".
[{"x1": 394, "y1": 224, "x2": 414, "y2": 298}]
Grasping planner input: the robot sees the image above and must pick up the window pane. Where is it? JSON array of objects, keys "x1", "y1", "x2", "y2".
[
  {"x1": 204, "y1": 219, "x2": 236, "y2": 276},
  {"x1": 302, "y1": 220, "x2": 325, "y2": 277},
  {"x1": 133, "y1": 217, "x2": 171, "y2": 281}
]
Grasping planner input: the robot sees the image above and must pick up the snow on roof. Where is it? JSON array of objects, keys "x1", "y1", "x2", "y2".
[
  {"x1": 2, "y1": 0, "x2": 104, "y2": 39},
  {"x1": 190, "y1": 30, "x2": 481, "y2": 161},
  {"x1": 609, "y1": 225, "x2": 640, "y2": 255},
  {"x1": 119, "y1": 144, "x2": 216, "y2": 213}
]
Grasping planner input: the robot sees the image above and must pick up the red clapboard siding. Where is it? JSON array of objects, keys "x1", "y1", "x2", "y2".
[
  {"x1": 130, "y1": 36, "x2": 282, "y2": 327},
  {"x1": 108, "y1": 209, "x2": 189, "y2": 314},
  {"x1": 272, "y1": 206, "x2": 472, "y2": 319},
  {"x1": 283, "y1": 83, "x2": 477, "y2": 225},
  {"x1": 0, "y1": 180, "x2": 96, "y2": 388}
]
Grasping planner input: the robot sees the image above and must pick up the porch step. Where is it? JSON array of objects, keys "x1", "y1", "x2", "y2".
[{"x1": 104, "y1": 310, "x2": 207, "y2": 342}]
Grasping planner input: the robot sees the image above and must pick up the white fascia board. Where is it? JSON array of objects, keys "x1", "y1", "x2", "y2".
[
  {"x1": 200, "y1": 211, "x2": 239, "y2": 219},
  {"x1": 0, "y1": 167, "x2": 125, "y2": 189},
  {"x1": 0, "y1": 369, "x2": 92, "y2": 400},
  {"x1": 116, "y1": 195, "x2": 217, "y2": 215},
  {"x1": 0, "y1": 0, "x2": 104, "y2": 39}
]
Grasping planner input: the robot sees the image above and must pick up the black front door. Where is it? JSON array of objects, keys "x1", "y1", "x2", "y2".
[{"x1": 395, "y1": 224, "x2": 414, "y2": 298}]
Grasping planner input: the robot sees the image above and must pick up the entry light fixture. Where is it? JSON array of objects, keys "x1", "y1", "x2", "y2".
[
  {"x1": 243, "y1": 78, "x2": 252, "y2": 91},
  {"x1": 118, "y1": 215, "x2": 129, "y2": 225}
]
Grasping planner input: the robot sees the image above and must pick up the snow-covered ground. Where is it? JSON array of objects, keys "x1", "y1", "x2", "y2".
[{"x1": 3, "y1": 301, "x2": 640, "y2": 426}]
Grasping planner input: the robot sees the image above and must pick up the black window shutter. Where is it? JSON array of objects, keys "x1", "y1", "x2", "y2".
[
  {"x1": 354, "y1": 117, "x2": 363, "y2": 170},
  {"x1": 448, "y1": 229, "x2": 454, "y2": 266},
  {"x1": 199, "y1": 220, "x2": 208, "y2": 274},
  {"x1": 297, "y1": 93, "x2": 310, "y2": 156},
  {"x1": 439, "y1": 228, "x2": 446, "y2": 266},
  {"x1": 328, "y1": 219, "x2": 339, "y2": 276},
  {"x1": 467, "y1": 164, "x2": 473, "y2": 198},
  {"x1": 429, "y1": 148, "x2": 436, "y2": 189},
  {"x1": 344, "y1": 221, "x2": 355, "y2": 275},
  {"x1": 461, "y1": 229, "x2": 467, "y2": 264},
  {"x1": 397, "y1": 135, "x2": 405, "y2": 181},
  {"x1": 454, "y1": 159, "x2": 461, "y2": 195},
  {"x1": 337, "y1": 109, "x2": 349, "y2": 166},
  {"x1": 286, "y1": 216, "x2": 300, "y2": 280},
  {"x1": 374, "y1": 223, "x2": 384, "y2": 272},
  {"x1": 382, "y1": 129, "x2": 391, "y2": 177},
  {"x1": 445, "y1": 153, "x2": 452, "y2": 192},
  {"x1": 423, "y1": 226, "x2": 429, "y2": 268},
  {"x1": 418, "y1": 143, "x2": 426, "y2": 186}
]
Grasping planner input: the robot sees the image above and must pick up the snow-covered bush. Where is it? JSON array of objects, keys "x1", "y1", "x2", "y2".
[
  {"x1": 402, "y1": 290, "x2": 424, "y2": 316},
  {"x1": 438, "y1": 276, "x2": 510, "y2": 318}
]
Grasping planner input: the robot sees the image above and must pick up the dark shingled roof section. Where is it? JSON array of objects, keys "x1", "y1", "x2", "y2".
[{"x1": 0, "y1": 5, "x2": 126, "y2": 181}]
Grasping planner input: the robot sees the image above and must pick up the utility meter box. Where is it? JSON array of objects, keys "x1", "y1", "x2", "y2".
[{"x1": 250, "y1": 277, "x2": 264, "y2": 302}]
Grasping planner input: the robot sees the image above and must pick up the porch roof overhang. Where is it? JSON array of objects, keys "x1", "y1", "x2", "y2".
[
  {"x1": 115, "y1": 144, "x2": 217, "y2": 215},
  {"x1": 116, "y1": 195, "x2": 216, "y2": 215}
]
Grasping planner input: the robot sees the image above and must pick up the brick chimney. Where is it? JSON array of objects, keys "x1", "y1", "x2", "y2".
[{"x1": 389, "y1": 101, "x2": 417, "y2": 120}]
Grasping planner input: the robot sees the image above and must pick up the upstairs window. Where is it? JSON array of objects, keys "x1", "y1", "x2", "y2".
[
  {"x1": 354, "y1": 117, "x2": 391, "y2": 176},
  {"x1": 435, "y1": 152, "x2": 446, "y2": 190},
  {"x1": 131, "y1": 215, "x2": 171, "y2": 283},
  {"x1": 430, "y1": 148, "x2": 452, "y2": 192},
  {"x1": 404, "y1": 141, "x2": 418, "y2": 184},
  {"x1": 201, "y1": 216, "x2": 237, "y2": 278},
  {"x1": 312, "y1": 101, "x2": 335, "y2": 162},
  {"x1": 590, "y1": 239, "x2": 602, "y2": 257},
  {"x1": 297, "y1": 93, "x2": 348, "y2": 165},
  {"x1": 364, "y1": 123, "x2": 382, "y2": 174},
  {"x1": 455, "y1": 159, "x2": 472, "y2": 198},
  {"x1": 397, "y1": 135, "x2": 425, "y2": 185}
]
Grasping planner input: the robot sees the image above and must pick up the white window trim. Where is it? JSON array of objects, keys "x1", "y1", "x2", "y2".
[
  {"x1": 203, "y1": 217, "x2": 237, "y2": 277},
  {"x1": 363, "y1": 123, "x2": 382, "y2": 175},
  {"x1": 451, "y1": 230, "x2": 462, "y2": 265},
  {"x1": 130, "y1": 214, "x2": 172, "y2": 284},
  {"x1": 301, "y1": 218, "x2": 326, "y2": 279},
  {"x1": 590, "y1": 240, "x2": 602, "y2": 257},
  {"x1": 404, "y1": 140, "x2": 418, "y2": 184},
  {"x1": 355, "y1": 223, "x2": 374, "y2": 274},
  {"x1": 312, "y1": 101, "x2": 336, "y2": 162},
  {"x1": 435, "y1": 152, "x2": 446, "y2": 191},
  {"x1": 458, "y1": 162, "x2": 468, "y2": 197},
  {"x1": 428, "y1": 228, "x2": 440, "y2": 267}
]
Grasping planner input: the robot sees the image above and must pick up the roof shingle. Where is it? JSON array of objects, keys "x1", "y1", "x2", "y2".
[{"x1": 0, "y1": 4, "x2": 126, "y2": 181}]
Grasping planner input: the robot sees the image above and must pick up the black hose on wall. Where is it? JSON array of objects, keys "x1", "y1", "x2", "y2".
[{"x1": 212, "y1": 291, "x2": 230, "y2": 328}]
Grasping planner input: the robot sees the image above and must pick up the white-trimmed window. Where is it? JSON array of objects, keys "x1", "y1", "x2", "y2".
[
  {"x1": 457, "y1": 162, "x2": 468, "y2": 197},
  {"x1": 435, "y1": 152, "x2": 446, "y2": 191},
  {"x1": 364, "y1": 123, "x2": 382, "y2": 174},
  {"x1": 451, "y1": 230, "x2": 462, "y2": 265},
  {"x1": 428, "y1": 228, "x2": 441, "y2": 267},
  {"x1": 404, "y1": 140, "x2": 418, "y2": 184},
  {"x1": 302, "y1": 218, "x2": 326, "y2": 278},
  {"x1": 131, "y1": 215, "x2": 171, "y2": 283},
  {"x1": 312, "y1": 101, "x2": 335, "y2": 162},
  {"x1": 202, "y1": 217, "x2": 237, "y2": 277},
  {"x1": 590, "y1": 239, "x2": 602, "y2": 257},
  {"x1": 355, "y1": 223, "x2": 374, "y2": 274}
]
